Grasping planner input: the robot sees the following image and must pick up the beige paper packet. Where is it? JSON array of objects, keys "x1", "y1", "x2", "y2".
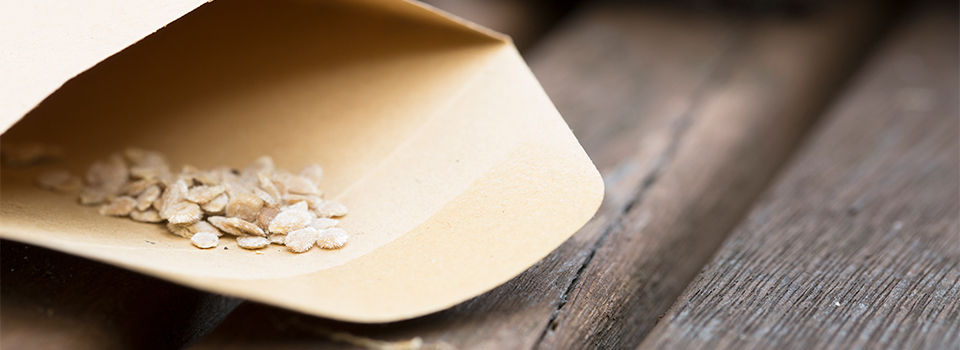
[{"x1": 0, "y1": 0, "x2": 603, "y2": 322}]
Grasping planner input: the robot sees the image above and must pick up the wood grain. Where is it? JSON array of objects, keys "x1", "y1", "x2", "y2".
[
  {"x1": 188, "y1": 2, "x2": 893, "y2": 349},
  {"x1": 640, "y1": 4, "x2": 959, "y2": 349},
  {"x1": 0, "y1": 241, "x2": 242, "y2": 350}
]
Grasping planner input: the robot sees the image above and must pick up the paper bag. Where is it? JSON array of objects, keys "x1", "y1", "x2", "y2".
[{"x1": 0, "y1": 0, "x2": 604, "y2": 322}]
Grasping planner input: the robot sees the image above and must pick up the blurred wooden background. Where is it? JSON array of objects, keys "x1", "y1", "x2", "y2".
[{"x1": 2, "y1": 0, "x2": 957, "y2": 349}]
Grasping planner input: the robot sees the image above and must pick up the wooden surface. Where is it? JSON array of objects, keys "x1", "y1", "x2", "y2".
[
  {"x1": 189, "y1": 2, "x2": 896, "y2": 349},
  {"x1": 641, "y1": 5, "x2": 959, "y2": 349},
  {"x1": 3, "y1": 1, "x2": 956, "y2": 349}
]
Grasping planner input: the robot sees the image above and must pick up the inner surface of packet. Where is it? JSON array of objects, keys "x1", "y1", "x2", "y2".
[{"x1": 0, "y1": 0, "x2": 603, "y2": 321}]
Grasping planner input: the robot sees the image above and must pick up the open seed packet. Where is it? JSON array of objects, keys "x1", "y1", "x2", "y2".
[{"x1": 0, "y1": 0, "x2": 603, "y2": 322}]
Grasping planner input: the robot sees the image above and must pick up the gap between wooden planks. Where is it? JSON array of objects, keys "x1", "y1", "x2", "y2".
[
  {"x1": 187, "y1": 1, "x2": 897, "y2": 349},
  {"x1": 640, "y1": 2, "x2": 960, "y2": 349}
]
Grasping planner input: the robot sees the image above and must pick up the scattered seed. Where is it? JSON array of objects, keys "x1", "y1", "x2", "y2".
[
  {"x1": 284, "y1": 227, "x2": 318, "y2": 253},
  {"x1": 99, "y1": 196, "x2": 137, "y2": 216},
  {"x1": 225, "y1": 190, "x2": 263, "y2": 222},
  {"x1": 237, "y1": 236, "x2": 270, "y2": 250},
  {"x1": 185, "y1": 184, "x2": 225, "y2": 204},
  {"x1": 310, "y1": 217, "x2": 339, "y2": 230},
  {"x1": 166, "y1": 202, "x2": 202, "y2": 225},
  {"x1": 268, "y1": 205, "x2": 314, "y2": 234},
  {"x1": 201, "y1": 193, "x2": 228, "y2": 214},
  {"x1": 208, "y1": 216, "x2": 264, "y2": 236},
  {"x1": 34, "y1": 149, "x2": 345, "y2": 253},
  {"x1": 136, "y1": 185, "x2": 161, "y2": 211},
  {"x1": 191, "y1": 232, "x2": 218, "y2": 249},
  {"x1": 257, "y1": 207, "x2": 281, "y2": 231},
  {"x1": 130, "y1": 209, "x2": 163, "y2": 223},
  {"x1": 316, "y1": 227, "x2": 349, "y2": 249},
  {"x1": 314, "y1": 200, "x2": 348, "y2": 218},
  {"x1": 36, "y1": 170, "x2": 82, "y2": 193}
]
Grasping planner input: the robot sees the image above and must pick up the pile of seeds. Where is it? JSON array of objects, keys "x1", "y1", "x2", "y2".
[{"x1": 35, "y1": 148, "x2": 348, "y2": 253}]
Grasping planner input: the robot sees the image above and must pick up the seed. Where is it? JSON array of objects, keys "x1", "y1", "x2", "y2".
[
  {"x1": 208, "y1": 216, "x2": 264, "y2": 236},
  {"x1": 166, "y1": 202, "x2": 202, "y2": 225},
  {"x1": 310, "y1": 217, "x2": 339, "y2": 230},
  {"x1": 185, "y1": 184, "x2": 225, "y2": 204},
  {"x1": 79, "y1": 188, "x2": 109, "y2": 205},
  {"x1": 36, "y1": 170, "x2": 82, "y2": 193},
  {"x1": 269, "y1": 234, "x2": 286, "y2": 245},
  {"x1": 168, "y1": 220, "x2": 221, "y2": 238},
  {"x1": 316, "y1": 227, "x2": 349, "y2": 249},
  {"x1": 136, "y1": 185, "x2": 161, "y2": 211},
  {"x1": 268, "y1": 205, "x2": 314, "y2": 234},
  {"x1": 121, "y1": 178, "x2": 158, "y2": 196},
  {"x1": 225, "y1": 190, "x2": 263, "y2": 222},
  {"x1": 276, "y1": 172, "x2": 319, "y2": 195},
  {"x1": 284, "y1": 227, "x2": 318, "y2": 253},
  {"x1": 99, "y1": 196, "x2": 137, "y2": 216},
  {"x1": 191, "y1": 231, "x2": 218, "y2": 249},
  {"x1": 314, "y1": 200, "x2": 348, "y2": 218},
  {"x1": 130, "y1": 209, "x2": 163, "y2": 223},
  {"x1": 237, "y1": 236, "x2": 270, "y2": 250},
  {"x1": 201, "y1": 193, "x2": 228, "y2": 214},
  {"x1": 158, "y1": 179, "x2": 188, "y2": 219},
  {"x1": 257, "y1": 207, "x2": 280, "y2": 231}
]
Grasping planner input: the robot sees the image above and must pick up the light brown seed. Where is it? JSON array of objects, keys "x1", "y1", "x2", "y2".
[
  {"x1": 268, "y1": 206, "x2": 314, "y2": 234},
  {"x1": 237, "y1": 236, "x2": 270, "y2": 250},
  {"x1": 99, "y1": 196, "x2": 137, "y2": 216},
  {"x1": 257, "y1": 171, "x2": 282, "y2": 200},
  {"x1": 158, "y1": 179, "x2": 188, "y2": 218},
  {"x1": 130, "y1": 209, "x2": 163, "y2": 223},
  {"x1": 85, "y1": 154, "x2": 128, "y2": 195},
  {"x1": 225, "y1": 190, "x2": 263, "y2": 222},
  {"x1": 168, "y1": 220, "x2": 220, "y2": 238},
  {"x1": 79, "y1": 188, "x2": 109, "y2": 205},
  {"x1": 36, "y1": 170, "x2": 82, "y2": 193},
  {"x1": 310, "y1": 217, "x2": 339, "y2": 230},
  {"x1": 269, "y1": 234, "x2": 286, "y2": 245},
  {"x1": 284, "y1": 227, "x2": 318, "y2": 253},
  {"x1": 201, "y1": 193, "x2": 228, "y2": 213},
  {"x1": 136, "y1": 185, "x2": 161, "y2": 211},
  {"x1": 314, "y1": 200, "x2": 348, "y2": 218},
  {"x1": 166, "y1": 202, "x2": 202, "y2": 225},
  {"x1": 191, "y1": 231, "x2": 218, "y2": 249},
  {"x1": 257, "y1": 206, "x2": 280, "y2": 231},
  {"x1": 185, "y1": 184, "x2": 225, "y2": 204},
  {"x1": 207, "y1": 216, "x2": 265, "y2": 236},
  {"x1": 276, "y1": 172, "x2": 319, "y2": 195},
  {"x1": 316, "y1": 227, "x2": 349, "y2": 249},
  {"x1": 121, "y1": 178, "x2": 157, "y2": 196},
  {"x1": 253, "y1": 187, "x2": 280, "y2": 207}
]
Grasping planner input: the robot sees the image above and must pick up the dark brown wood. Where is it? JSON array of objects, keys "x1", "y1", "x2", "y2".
[
  {"x1": 188, "y1": 2, "x2": 894, "y2": 349},
  {"x1": 0, "y1": 241, "x2": 242, "y2": 350},
  {"x1": 640, "y1": 5, "x2": 959, "y2": 349}
]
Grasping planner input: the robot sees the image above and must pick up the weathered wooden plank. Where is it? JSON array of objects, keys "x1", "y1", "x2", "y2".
[
  {"x1": 640, "y1": 4, "x2": 959, "y2": 349},
  {"x1": 188, "y1": 2, "x2": 893, "y2": 349},
  {"x1": 0, "y1": 241, "x2": 241, "y2": 350}
]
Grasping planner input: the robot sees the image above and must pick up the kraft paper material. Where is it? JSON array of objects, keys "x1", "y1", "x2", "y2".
[{"x1": 0, "y1": 0, "x2": 604, "y2": 322}]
